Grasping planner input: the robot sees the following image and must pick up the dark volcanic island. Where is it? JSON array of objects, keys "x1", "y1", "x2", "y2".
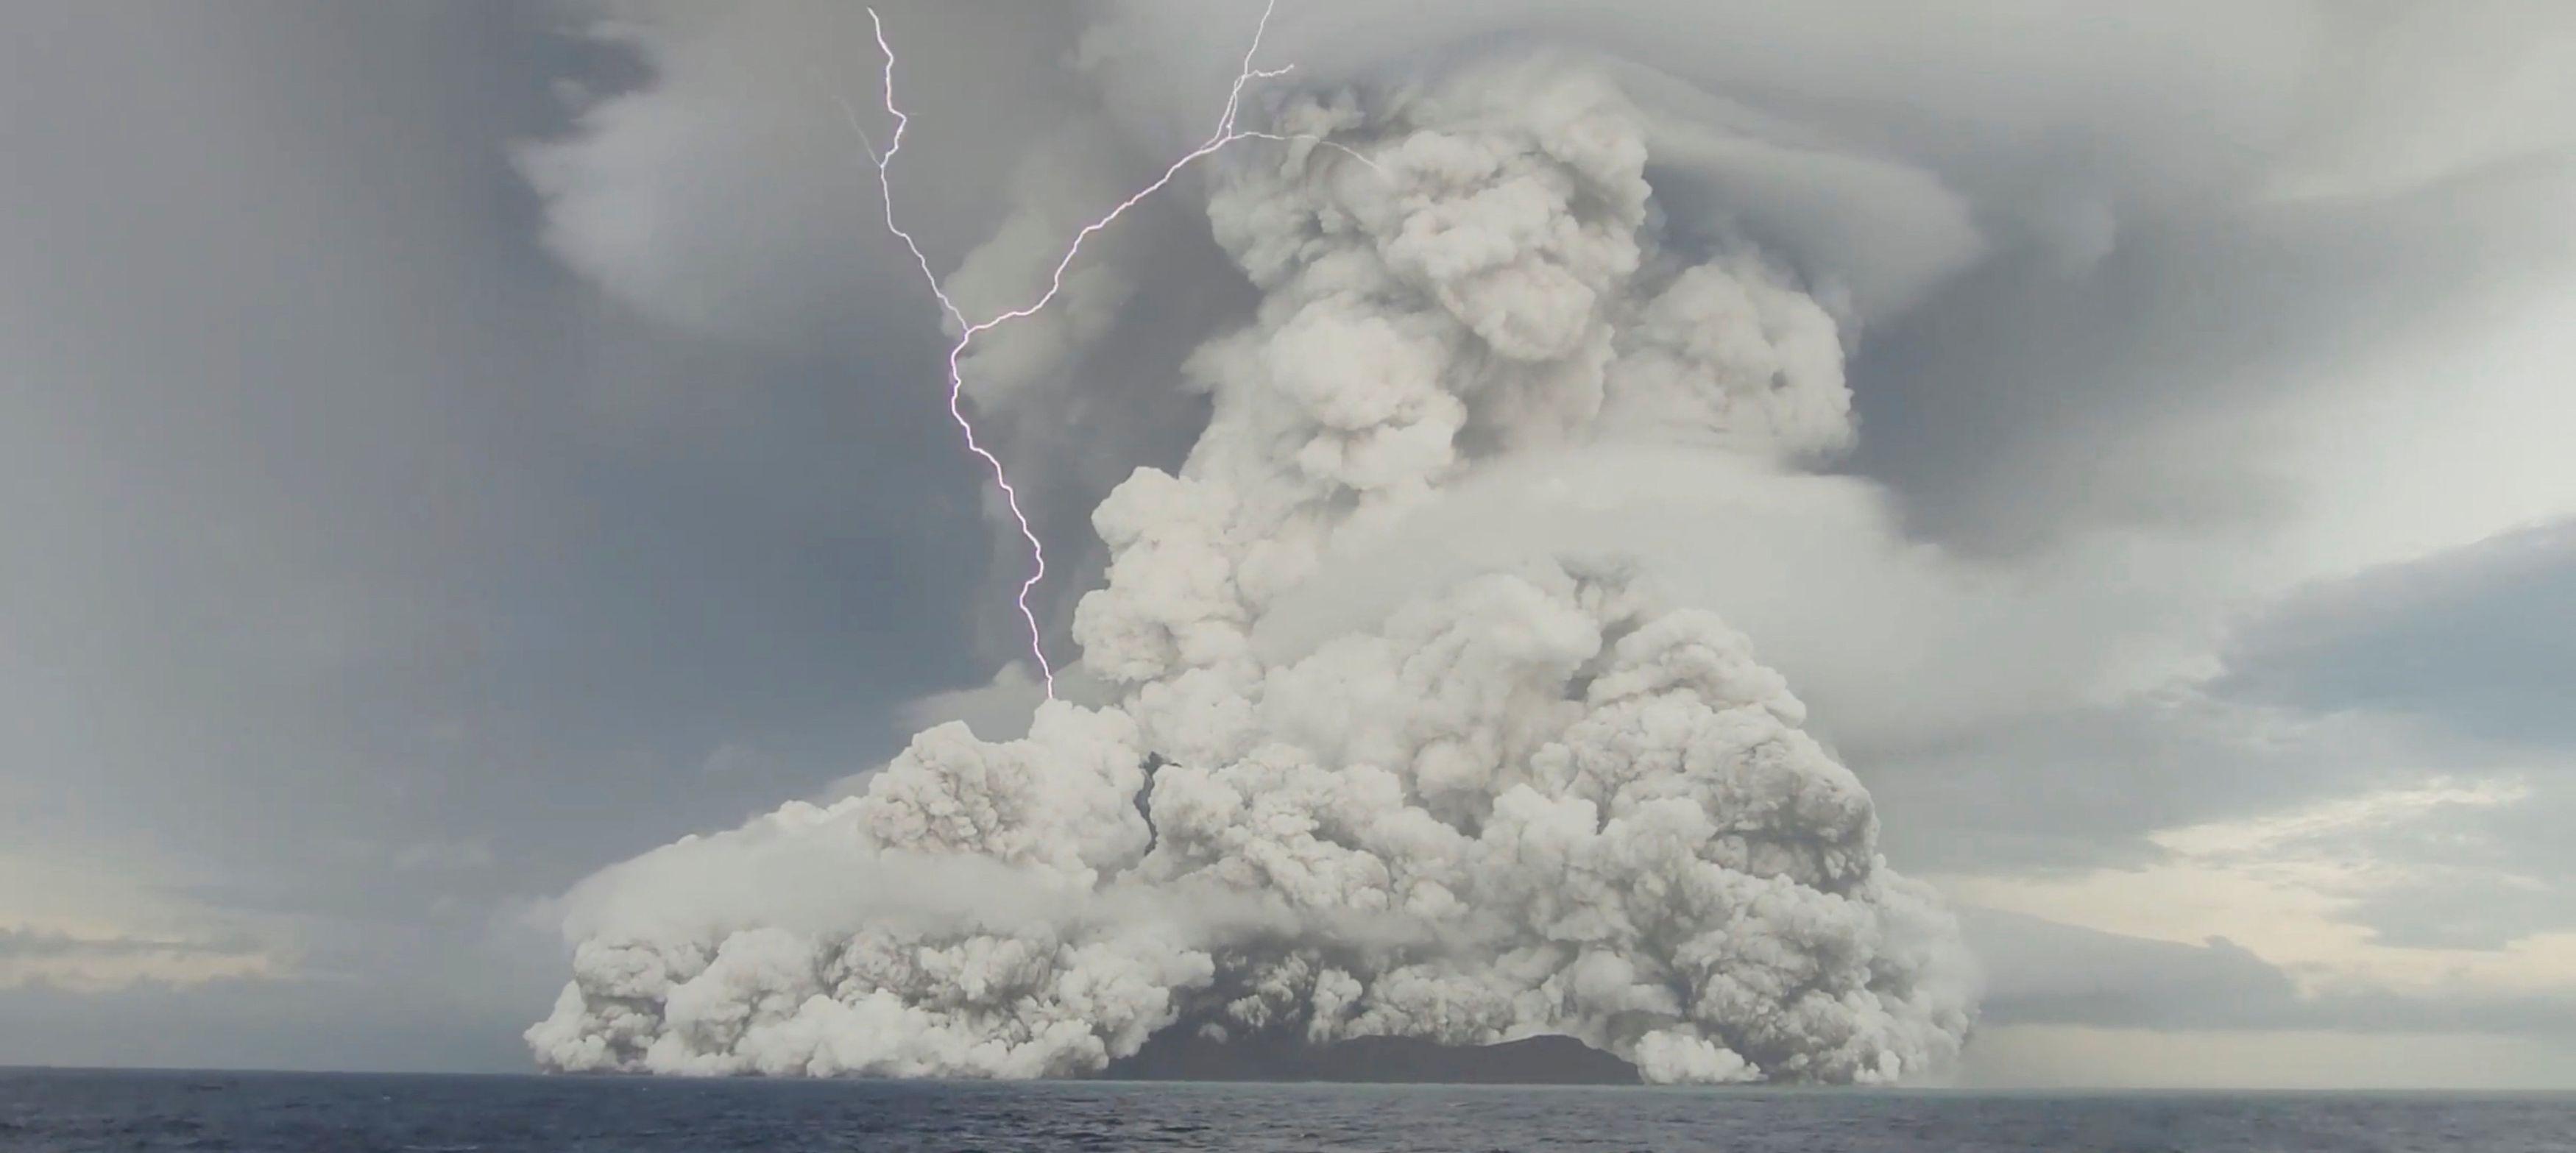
[{"x1": 1107, "y1": 1034, "x2": 1639, "y2": 1085}]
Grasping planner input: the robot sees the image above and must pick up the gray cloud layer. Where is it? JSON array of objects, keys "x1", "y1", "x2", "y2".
[
  {"x1": 0, "y1": 1, "x2": 1002, "y2": 1069},
  {"x1": 1967, "y1": 908, "x2": 2576, "y2": 1038}
]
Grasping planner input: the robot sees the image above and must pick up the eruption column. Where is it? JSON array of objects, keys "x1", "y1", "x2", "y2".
[
  {"x1": 857, "y1": 0, "x2": 1305, "y2": 699},
  {"x1": 538, "y1": 31, "x2": 1978, "y2": 1084}
]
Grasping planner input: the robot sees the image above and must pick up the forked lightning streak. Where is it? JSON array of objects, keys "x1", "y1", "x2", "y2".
[{"x1": 854, "y1": 0, "x2": 1370, "y2": 700}]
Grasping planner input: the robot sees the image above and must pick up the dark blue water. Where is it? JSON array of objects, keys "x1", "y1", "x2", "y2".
[{"x1": 2, "y1": 1069, "x2": 2569, "y2": 1152}]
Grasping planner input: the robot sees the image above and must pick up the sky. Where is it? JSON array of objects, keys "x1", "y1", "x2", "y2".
[{"x1": 3, "y1": 0, "x2": 2574, "y2": 1087}]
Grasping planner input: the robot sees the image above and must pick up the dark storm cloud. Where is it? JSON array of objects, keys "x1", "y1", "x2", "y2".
[
  {"x1": 1847, "y1": 158, "x2": 2576, "y2": 553},
  {"x1": 2222, "y1": 519, "x2": 2576, "y2": 746}
]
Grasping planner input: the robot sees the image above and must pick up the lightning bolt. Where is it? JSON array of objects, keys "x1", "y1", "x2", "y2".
[{"x1": 850, "y1": 1, "x2": 1372, "y2": 701}]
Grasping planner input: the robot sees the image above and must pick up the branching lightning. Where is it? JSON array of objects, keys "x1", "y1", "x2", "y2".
[{"x1": 852, "y1": 0, "x2": 1370, "y2": 700}]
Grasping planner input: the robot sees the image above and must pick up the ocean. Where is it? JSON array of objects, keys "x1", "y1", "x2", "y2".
[{"x1": 2, "y1": 1068, "x2": 2569, "y2": 1152}]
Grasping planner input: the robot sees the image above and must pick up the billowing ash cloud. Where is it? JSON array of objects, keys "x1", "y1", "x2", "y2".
[{"x1": 529, "y1": 45, "x2": 1975, "y2": 1084}]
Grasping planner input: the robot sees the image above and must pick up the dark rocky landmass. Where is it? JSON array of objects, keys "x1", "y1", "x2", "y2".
[{"x1": 1102, "y1": 1032, "x2": 1641, "y2": 1085}]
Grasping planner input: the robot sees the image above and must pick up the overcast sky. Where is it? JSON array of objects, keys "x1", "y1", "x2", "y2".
[{"x1": 4, "y1": 0, "x2": 2574, "y2": 1087}]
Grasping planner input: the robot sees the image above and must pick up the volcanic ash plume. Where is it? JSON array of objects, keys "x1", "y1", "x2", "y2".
[{"x1": 528, "y1": 53, "x2": 1977, "y2": 1085}]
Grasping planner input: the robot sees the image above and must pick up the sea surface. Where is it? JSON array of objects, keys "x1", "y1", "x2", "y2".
[{"x1": 2, "y1": 1068, "x2": 2570, "y2": 1152}]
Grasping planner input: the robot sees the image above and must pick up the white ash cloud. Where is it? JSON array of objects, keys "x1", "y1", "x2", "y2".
[{"x1": 531, "y1": 41, "x2": 1974, "y2": 1084}]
